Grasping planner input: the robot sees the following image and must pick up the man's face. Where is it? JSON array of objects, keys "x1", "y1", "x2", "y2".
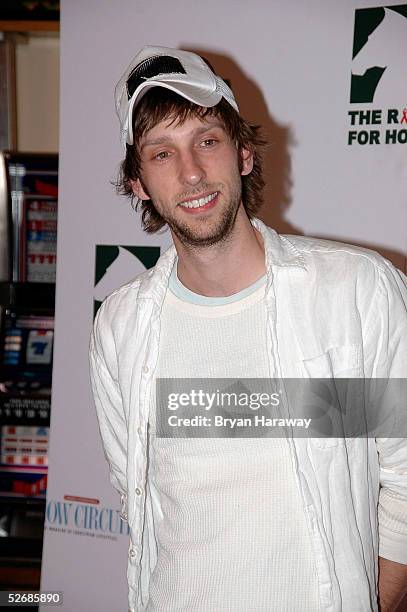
[{"x1": 131, "y1": 113, "x2": 253, "y2": 247}]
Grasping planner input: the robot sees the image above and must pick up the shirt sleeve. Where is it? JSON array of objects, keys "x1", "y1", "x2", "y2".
[
  {"x1": 89, "y1": 301, "x2": 128, "y2": 519},
  {"x1": 365, "y1": 262, "x2": 407, "y2": 564}
]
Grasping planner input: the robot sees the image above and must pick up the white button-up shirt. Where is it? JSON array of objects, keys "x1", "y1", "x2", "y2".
[{"x1": 89, "y1": 218, "x2": 407, "y2": 611}]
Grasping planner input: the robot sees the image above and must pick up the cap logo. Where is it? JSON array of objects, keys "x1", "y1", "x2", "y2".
[{"x1": 126, "y1": 55, "x2": 187, "y2": 100}]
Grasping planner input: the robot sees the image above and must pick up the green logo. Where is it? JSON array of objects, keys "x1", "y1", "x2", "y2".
[
  {"x1": 350, "y1": 4, "x2": 407, "y2": 103},
  {"x1": 93, "y1": 245, "x2": 160, "y2": 316}
]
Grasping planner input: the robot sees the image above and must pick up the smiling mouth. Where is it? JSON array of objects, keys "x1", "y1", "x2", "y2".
[{"x1": 178, "y1": 192, "x2": 218, "y2": 209}]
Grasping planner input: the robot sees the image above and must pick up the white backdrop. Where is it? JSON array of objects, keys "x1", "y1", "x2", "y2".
[{"x1": 40, "y1": 0, "x2": 407, "y2": 610}]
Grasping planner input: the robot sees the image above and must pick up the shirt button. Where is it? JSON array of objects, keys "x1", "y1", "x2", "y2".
[
  {"x1": 142, "y1": 365, "x2": 149, "y2": 374},
  {"x1": 129, "y1": 548, "x2": 136, "y2": 558},
  {"x1": 135, "y1": 487, "x2": 142, "y2": 495},
  {"x1": 137, "y1": 427, "x2": 142, "y2": 436}
]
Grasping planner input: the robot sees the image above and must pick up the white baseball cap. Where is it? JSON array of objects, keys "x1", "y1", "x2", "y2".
[{"x1": 115, "y1": 45, "x2": 239, "y2": 148}]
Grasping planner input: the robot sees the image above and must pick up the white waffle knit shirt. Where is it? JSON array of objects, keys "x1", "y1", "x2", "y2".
[{"x1": 146, "y1": 271, "x2": 320, "y2": 611}]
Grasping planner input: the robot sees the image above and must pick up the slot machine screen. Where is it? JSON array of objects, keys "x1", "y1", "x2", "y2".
[{"x1": 0, "y1": 308, "x2": 54, "y2": 394}]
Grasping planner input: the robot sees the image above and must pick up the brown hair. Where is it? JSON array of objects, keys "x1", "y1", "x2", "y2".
[{"x1": 116, "y1": 88, "x2": 266, "y2": 233}]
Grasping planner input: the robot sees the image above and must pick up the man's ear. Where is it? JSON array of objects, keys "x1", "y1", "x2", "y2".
[
  {"x1": 130, "y1": 178, "x2": 150, "y2": 200},
  {"x1": 240, "y1": 147, "x2": 254, "y2": 176}
]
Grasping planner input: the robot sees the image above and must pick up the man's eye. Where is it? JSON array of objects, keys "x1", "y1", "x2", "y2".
[
  {"x1": 201, "y1": 139, "x2": 217, "y2": 147},
  {"x1": 154, "y1": 151, "x2": 169, "y2": 160}
]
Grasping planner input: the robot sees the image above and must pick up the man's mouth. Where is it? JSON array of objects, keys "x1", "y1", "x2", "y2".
[{"x1": 178, "y1": 192, "x2": 218, "y2": 209}]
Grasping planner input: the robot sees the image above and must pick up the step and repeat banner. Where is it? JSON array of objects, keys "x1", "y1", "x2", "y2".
[{"x1": 40, "y1": 0, "x2": 407, "y2": 610}]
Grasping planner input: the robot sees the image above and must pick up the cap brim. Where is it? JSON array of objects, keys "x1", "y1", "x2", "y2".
[{"x1": 126, "y1": 81, "x2": 223, "y2": 145}]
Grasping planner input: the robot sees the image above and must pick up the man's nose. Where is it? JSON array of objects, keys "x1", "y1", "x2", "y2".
[{"x1": 178, "y1": 150, "x2": 206, "y2": 186}]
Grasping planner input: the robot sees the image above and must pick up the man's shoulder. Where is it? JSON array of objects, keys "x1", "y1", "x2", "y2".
[
  {"x1": 282, "y1": 233, "x2": 389, "y2": 272},
  {"x1": 97, "y1": 242, "x2": 176, "y2": 315},
  {"x1": 95, "y1": 268, "x2": 153, "y2": 328},
  {"x1": 255, "y1": 219, "x2": 395, "y2": 280},
  {"x1": 279, "y1": 232, "x2": 401, "y2": 288},
  {"x1": 276, "y1": 232, "x2": 407, "y2": 306}
]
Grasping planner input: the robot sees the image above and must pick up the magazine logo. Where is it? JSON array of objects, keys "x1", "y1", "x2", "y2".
[
  {"x1": 348, "y1": 4, "x2": 407, "y2": 145},
  {"x1": 93, "y1": 245, "x2": 160, "y2": 316},
  {"x1": 45, "y1": 497, "x2": 130, "y2": 541}
]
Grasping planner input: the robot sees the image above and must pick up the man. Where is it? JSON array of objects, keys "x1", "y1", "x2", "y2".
[{"x1": 89, "y1": 46, "x2": 407, "y2": 611}]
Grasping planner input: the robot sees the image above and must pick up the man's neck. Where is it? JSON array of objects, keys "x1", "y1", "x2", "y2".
[{"x1": 173, "y1": 209, "x2": 266, "y2": 297}]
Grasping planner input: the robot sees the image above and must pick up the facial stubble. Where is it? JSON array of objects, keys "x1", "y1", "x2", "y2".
[{"x1": 150, "y1": 174, "x2": 243, "y2": 249}]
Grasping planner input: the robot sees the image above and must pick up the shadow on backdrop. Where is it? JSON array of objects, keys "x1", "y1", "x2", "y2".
[
  {"x1": 183, "y1": 47, "x2": 406, "y2": 273},
  {"x1": 184, "y1": 46, "x2": 301, "y2": 237}
]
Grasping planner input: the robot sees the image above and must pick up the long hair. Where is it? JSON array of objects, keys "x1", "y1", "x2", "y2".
[{"x1": 116, "y1": 88, "x2": 266, "y2": 233}]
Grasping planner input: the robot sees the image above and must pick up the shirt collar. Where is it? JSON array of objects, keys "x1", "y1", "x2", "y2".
[{"x1": 138, "y1": 217, "x2": 307, "y2": 304}]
